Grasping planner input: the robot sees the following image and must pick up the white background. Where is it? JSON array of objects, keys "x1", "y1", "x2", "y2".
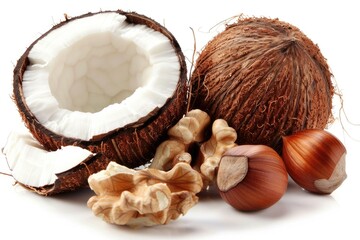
[{"x1": 1, "y1": 0, "x2": 359, "y2": 239}]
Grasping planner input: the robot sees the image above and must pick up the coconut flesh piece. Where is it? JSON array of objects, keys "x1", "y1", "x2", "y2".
[
  {"x1": 23, "y1": 12, "x2": 180, "y2": 140},
  {"x1": 3, "y1": 124, "x2": 96, "y2": 191}
]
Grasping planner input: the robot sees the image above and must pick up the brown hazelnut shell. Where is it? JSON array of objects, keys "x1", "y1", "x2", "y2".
[
  {"x1": 217, "y1": 145, "x2": 288, "y2": 211},
  {"x1": 282, "y1": 129, "x2": 347, "y2": 194}
]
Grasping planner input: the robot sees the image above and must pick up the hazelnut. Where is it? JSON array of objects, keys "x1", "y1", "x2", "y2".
[
  {"x1": 216, "y1": 145, "x2": 288, "y2": 211},
  {"x1": 282, "y1": 129, "x2": 347, "y2": 194}
]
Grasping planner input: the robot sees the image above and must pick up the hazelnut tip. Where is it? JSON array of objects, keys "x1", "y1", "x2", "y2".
[{"x1": 314, "y1": 153, "x2": 347, "y2": 194}]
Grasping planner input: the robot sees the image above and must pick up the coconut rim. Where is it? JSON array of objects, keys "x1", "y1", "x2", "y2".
[{"x1": 13, "y1": 10, "x2": 188, "y2": 149}]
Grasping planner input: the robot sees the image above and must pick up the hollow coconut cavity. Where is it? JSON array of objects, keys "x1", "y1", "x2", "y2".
[{"x1": 7, "y1": 10, "x2": 187, "y2": 194}]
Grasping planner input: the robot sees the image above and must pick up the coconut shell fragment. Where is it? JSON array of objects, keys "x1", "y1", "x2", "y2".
[
  {"x1": 2, "y1": 125, "x2": 111, "y2": 195},
  {"x1": 190, "y1": 17, "x2": 334, "y2": 152},
  {"x1": 13, "y1": 10, "x2": 188, "y2": 169},
  {"x1": 26, "y1": 154, "x2": 110, "y2": 196}
]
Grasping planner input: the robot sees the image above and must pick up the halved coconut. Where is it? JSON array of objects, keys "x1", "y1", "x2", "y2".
[
  {"x1": 7, "y1": 10, "x2": 187, "y2": 194},
  {"x1": 13, "y1": 10, "x2": 188, "y2": 170},
  {"x1": 3, "y1": 124, "x2": 109, "y2": 195}
]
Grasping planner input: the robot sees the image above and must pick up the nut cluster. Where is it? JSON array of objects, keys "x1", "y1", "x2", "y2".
[
  {"x1": 88, "y1": 109, "x2": 210, "y2": 227},
  {"x1": 87, "y1": 109, "x2": 347, "y2": 227},
  {"x1": 4, "y1": 11, "x2": 346, "y2": 230}
]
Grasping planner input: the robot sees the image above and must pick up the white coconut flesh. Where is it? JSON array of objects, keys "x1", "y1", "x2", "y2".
[
  {"x1": 3, "y1": 125, "x2": 95, "y2": 187},
  {"x1": 23, "y1": 12, "x2": 180, "y2": 140}
]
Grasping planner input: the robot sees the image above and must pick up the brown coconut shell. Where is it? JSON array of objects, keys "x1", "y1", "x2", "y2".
[
  {"x1": 13, "y1": 10, "x2": 188, "y2": 169},
  {"x1": 190, "y1": 17, "x2": 334, "y2": 152}
]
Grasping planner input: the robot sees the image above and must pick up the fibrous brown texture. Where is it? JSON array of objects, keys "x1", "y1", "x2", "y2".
[
  {"x1": 13, "y1": 10, "x2": 188, "y2": 168},
  {"x1": 190, "y1": 17, "x2": 334, "y2": 152}
]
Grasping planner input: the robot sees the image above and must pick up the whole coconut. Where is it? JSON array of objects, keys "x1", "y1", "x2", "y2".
[{"x1": 190, "y1": 17, "x2": 334, "y2": 152}]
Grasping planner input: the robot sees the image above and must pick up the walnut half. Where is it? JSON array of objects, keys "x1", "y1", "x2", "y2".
[
  {"x1": 87, "y1": 162, "x2": 203, "y2": 227},
  {"x1": 149, "y1": 109, "x2": 211, "y2": 171},
  {"x1": 195, "y1": 119, "x2": 238, "y2": 188}
]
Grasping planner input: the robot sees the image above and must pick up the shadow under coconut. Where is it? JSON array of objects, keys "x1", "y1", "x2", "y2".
[{"x1": 49, "y1": 187, "x2": 94, "y2": 206}]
